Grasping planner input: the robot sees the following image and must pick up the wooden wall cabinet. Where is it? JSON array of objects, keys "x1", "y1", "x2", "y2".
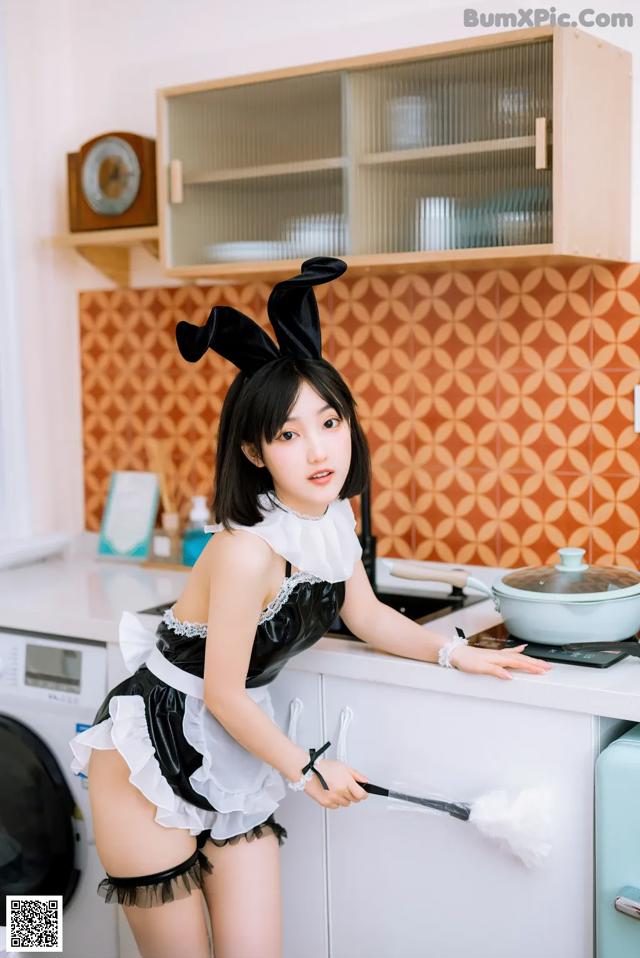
[{"x1": 156, "y1": 27, "x2": 631, "y2": 279}]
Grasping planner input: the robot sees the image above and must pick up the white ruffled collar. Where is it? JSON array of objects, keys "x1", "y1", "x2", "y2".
[{"x1": 205, "y1": 492, "x2": 362, "y2": 582}]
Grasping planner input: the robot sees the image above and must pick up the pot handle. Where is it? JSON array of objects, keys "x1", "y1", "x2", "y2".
[{"x1": 383, "y1": 560, "x2": 493, "y2": 599}]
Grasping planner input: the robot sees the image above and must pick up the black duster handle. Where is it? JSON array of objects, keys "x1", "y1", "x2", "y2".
[{"x1": 357, "y1": 781, "x2": 471, "y2": 821}]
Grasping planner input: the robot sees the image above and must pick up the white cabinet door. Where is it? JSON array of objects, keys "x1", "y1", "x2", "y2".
[
  {"x1": 323, "y1": 675, "x2": 595, "y2": 958},
  {"x1": 269, "y1": 668, "x2": 328, "y2": 958}
]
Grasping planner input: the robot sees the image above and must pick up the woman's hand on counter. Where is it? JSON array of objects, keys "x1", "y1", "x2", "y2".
[{"x1": 449, "y1": 643, "x2": 553, "y2": 680}]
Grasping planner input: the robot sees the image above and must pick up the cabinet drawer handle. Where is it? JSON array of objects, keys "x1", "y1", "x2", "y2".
[
  {"x1": 535, "y1": 117, "x2": 548, "y2": 170},
  {"x1": 336, "y1": 705, "x2": 353, "y2": 762},
  {"x1": 615, "y1": 886, "x2": 640, "y2": 920},
  {"x1": 286, "y1": 697, "x2": 303, "y2": 743},
  {"x1": 169, "y1": 159, "x2": 183, "y2": 204}
]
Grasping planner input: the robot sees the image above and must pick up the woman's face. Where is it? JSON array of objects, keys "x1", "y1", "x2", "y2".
[{"x1": 244, "y1": 379, "x2": 353, "y2": 517}]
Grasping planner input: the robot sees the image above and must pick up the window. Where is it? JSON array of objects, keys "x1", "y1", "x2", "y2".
[{"x1": 0, "y1": 15, "x2": 31, "y2": 538}]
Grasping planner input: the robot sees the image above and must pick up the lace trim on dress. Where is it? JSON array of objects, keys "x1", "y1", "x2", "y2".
[
  {"x1": 257, "y1": 572, "x2": 323, "y2": 623},
  {"x1": 163, "y1": 571, "x2": 324, "y2": 634},
  {"x1": 162, "y1": 607, "x2": 207, "y2": 638}
]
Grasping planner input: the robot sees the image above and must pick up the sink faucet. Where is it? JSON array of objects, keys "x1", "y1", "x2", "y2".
[{"x1": 358, "y1": 483, "x2": 377, "y2": 591}]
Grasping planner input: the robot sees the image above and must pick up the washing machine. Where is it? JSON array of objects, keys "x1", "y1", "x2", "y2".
[{"x1": 0, "y1": 627, "x2": 118, "y2": 958}]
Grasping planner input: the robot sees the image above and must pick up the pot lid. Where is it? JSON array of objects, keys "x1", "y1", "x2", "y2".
[{"x1": 495, "y1": 548, "x2": 640, "y2": 601}]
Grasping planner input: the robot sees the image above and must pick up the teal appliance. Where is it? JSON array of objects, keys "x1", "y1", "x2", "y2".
[{"x1": 596, "y1": 723, "x2": 640, "y2": 956}]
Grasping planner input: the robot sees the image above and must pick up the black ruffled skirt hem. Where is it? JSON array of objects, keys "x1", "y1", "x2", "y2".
[{"x1": 200, "y1": 813, "x2": 288, "y2": 848}]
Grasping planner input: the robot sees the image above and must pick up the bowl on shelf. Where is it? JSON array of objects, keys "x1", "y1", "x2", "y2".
[
  {"x1": 415, "y1": 196, "x2": 457, "y2": 250},
  {"x1": 388, "y1": 95, "x2": 437, "y2": 150},
  {"x1": 282, "y1": 213, "x2": 347, "y2": 257},
  {"x1": 203, "y1": 240, "x2": 290, "y2": 262}
]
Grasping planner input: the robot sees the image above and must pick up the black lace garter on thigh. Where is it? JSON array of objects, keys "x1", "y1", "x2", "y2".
[{"x1": 97, "y1": 847, "x2": 213, "y2": 908}]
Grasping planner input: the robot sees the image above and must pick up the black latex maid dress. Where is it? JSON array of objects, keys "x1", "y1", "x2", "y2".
[{"x1": 69, "y1": 490, "x2": 362, "y2": 894}]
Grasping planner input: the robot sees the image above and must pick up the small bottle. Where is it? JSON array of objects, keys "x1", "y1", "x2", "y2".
[
  {"x1": 151, "y1": 511, "x2": 183, "y2": 565},
  {"x1": 182, "y1": 495, "x2": 211, "y2": 567}
]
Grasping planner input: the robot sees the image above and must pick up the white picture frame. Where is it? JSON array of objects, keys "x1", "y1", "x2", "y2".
[{"x1": 97, "y1": 470, "x2": 160, "y2": 559}]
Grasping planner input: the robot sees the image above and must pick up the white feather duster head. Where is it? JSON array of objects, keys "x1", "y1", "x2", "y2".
[{"x1": 469, "y1": 787, "x2": 553, "y2": 868}]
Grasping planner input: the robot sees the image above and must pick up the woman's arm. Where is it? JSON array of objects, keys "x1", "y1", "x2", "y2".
[
  {"x1": 340, "y1": 559, "x2": 446, "y2": 662},
  {"x1": 203, "y1": 529, "x2": 309, "y2": 781},
  {"x1": 340, "y1": 560, "x2": 552, "y2": 680}
]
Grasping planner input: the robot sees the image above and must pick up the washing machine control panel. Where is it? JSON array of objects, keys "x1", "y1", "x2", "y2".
[{"x1": 0, "y1": 630, "x2": 106, "y2": 706}]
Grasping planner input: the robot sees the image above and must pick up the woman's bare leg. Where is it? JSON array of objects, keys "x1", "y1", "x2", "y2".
[
  {"x1": 88, "y1": 748, "x2": 211, "y2": 958},
  {"x1": 201, "y1": 829, "x2": 282, "y2": 958}
]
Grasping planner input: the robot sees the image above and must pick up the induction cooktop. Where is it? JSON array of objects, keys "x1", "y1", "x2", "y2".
[{"x1": 467, "y1": 623, "x2": 637, "y2": 668}]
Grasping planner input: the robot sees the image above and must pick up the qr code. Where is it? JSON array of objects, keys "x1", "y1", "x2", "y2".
[{"x1": 6, "y1": 896, "x2": 62, "y2": 953}]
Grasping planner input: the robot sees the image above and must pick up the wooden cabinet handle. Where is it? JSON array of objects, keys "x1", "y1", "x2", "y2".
[
  {"x1": 169, "y1": 159, "x2": 184, "y2": 204},
  {"x1": 384, "y1": 560, "x2": 493, "y2": 597},
  {"x1": 535, "y1": 117, "x2": 548, "y2": 170},
  {"x1": 389, "y1": 564, "x2": 469, "y2": 588}
]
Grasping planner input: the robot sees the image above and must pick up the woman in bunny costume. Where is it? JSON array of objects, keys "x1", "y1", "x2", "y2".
[{"x1": 69, "y1": 257, "x2": 548, "y2": 958}]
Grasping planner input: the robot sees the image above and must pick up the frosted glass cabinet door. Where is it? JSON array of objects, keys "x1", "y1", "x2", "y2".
[
  {"x1": 161, "y1": 73, "x2": 346, "y2": 271},
  {"x1": 268, "y1": 668, "x2": 328, "y2": 958},
  {"x1": 322, "y1": 675, "x2": 595, "y2": 958}
]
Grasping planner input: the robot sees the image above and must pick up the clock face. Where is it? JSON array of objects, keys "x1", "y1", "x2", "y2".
[{"x1": 81, "y1": 136, "x2": 142, "y2": 215}]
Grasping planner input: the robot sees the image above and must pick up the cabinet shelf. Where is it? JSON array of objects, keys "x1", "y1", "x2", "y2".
[
  {"x1": 165, "y1": 245, "x2": 625, "y2": 283},
  {"x1": 186, "y1": 157, "x2": 346, "y2": 186},
  {"x1": 360, "y1": 135, "x2": 539, "y2": 167},
  {"x1": 51, "y1": 226, "x2": 159, "y2": 285}
]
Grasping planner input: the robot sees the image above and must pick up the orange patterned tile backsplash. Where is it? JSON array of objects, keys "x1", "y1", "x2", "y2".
[{"x1": 79, "y1": 263, "x2": 640, "y2": 569}]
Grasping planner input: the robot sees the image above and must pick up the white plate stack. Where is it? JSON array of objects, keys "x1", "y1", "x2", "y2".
[
  {"x1": 203, "y1": 240, "x2": 288, "y2": 262},
  {"x1": 283, "y1": 213, "x2": 347, "y2": 258},
  {"x1": 415, "y1": 197, "x2": 457, "y2": 251},
  {"x1": 388, "y1": 95, "x2": 436, "y2": 150}
]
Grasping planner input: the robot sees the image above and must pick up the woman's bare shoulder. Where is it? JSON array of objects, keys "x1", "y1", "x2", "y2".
[
  {"x1": 174, "y1": 529, "x2": 276, "y2": 622},
  {"x1": 208, "y1": 527, "x2": 275, "y2": 575}
]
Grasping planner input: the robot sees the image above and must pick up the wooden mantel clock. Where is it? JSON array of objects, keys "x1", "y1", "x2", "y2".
[{"x1": 67, "y1": 132, "x2": 157, "y2": 232}]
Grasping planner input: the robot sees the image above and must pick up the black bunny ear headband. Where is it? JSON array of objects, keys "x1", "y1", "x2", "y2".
[{"x1": 175, "y1": 256, "x2": 347, "y2": 374}]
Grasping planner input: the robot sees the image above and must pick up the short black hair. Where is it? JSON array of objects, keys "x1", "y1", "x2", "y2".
[{"x1": 213, "y1": 357, "x2": 371, "y2": 528}]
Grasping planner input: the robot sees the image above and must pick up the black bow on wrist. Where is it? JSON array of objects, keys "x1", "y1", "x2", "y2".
[{"x1": 301, "y1": 739, "x2": 331, "y2": 790}]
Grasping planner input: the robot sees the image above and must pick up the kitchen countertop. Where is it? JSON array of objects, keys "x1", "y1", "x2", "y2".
[
  {"x1": 0, "y1": 533, "x2": 186, "y2": 644},
  {"x1": 1, "y1": 533, "x2": 639, "y2": 721}
]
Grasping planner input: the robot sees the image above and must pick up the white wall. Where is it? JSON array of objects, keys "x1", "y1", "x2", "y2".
[{"x1": 1, "y1": 0, "x2": 638, "y2": 534}]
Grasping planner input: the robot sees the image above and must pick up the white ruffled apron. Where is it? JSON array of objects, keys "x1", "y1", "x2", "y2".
[{"x1": 69, "y1": 612, "x2": 286, "y2": 840}]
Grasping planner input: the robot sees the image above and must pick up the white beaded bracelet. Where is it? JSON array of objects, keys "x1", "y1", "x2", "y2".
[
  {"x1": 438, "y1": 628, "x2": 469, "y2": 669},
  {"x1": 287, "y1": 769, "x2": 314, "y2": 792}
]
